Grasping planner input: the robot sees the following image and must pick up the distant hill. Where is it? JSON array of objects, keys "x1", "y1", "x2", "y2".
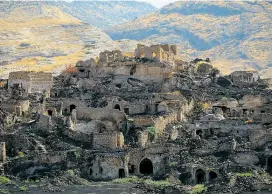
[
  {"x1": 0, "y1": 1, "x2": 118, "y2": 78},
  {"x1": 51, "y1": 1, "x2": 157, "y2": 29},
  {"x1": 107, "y1": 1, "x2": 272, "y2": 78}
]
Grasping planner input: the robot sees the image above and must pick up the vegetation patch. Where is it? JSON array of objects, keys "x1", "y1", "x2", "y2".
[
  {"x1": 112, "y1": 176, "x2": 139, "y2": 184},
  {"x1": 0, "y1": 189, "x2": 10, "y2": 194},
  {"x1": 66, "y1": 170, "x2": 75, "y2": 176},
  {"x1": 235, "y1": 172, "x2": 253, "y2": 177},
  {"x1": 0, "y1": 176, "x2": 11, "y2": 185},
  {"x1": 19, "y1": 185, "x2": 28, "y2": 191},
  {"x1": 113, "y1": 177, "x2": 170, "y2": 188},
  {"x1": 190, "y1": 184, "x2": 206, "y2": 194}
]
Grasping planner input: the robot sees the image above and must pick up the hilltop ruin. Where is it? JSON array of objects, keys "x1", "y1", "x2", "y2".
[{"x1": 0, "y1": 44, "x2": 271, "y2": 193}]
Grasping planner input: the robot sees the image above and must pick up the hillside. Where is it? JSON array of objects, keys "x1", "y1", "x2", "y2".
[
  {"x1": 107, "y1": 1, "x2": 272, "y2": 78},
  {"x1": 52, "y1": 1, "x2": 157, "y2": 29},
  {"x1": 0, "y1": 1, "x2": 118, "y2": 78}
]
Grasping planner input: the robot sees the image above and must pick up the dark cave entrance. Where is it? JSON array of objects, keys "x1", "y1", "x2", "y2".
[
  {"x1": 267, "y1": 156, "x2": 272, "y2": 174},
  {"x1": 196, "y1": 130, "x2": 203, "y2": 138},
  {"x1": 114, "y1": 104, "x2": 121, "y2": 111},
  {"x1": 128, "y1": 163, "x2": 135, "y2": 174},
  {"x1": 119, "y1": 169, "x2": 125, "y2": 178},
  {"x1": 209, "y1": 171, "x2": 217, "y2": 181},
  {"x1": 195, "y1": 169, "x2": 206, "y2": 184},
  {"x1": 139, "y1": 158, "x2": 153, "y2": 175},
  {"x1": 70, "y1": 104, "x2": 76, "y2": 113},
  {"x1": 124, "y1": 108, "x2": 129, "y2": 115},
  {"x1": 48, "y1": 110, "x2": 53, "y2": 116}
]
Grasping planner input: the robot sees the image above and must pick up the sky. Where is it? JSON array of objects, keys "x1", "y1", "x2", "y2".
[{"x1": 139, "y1": 0, "x2": 178, "y2": 8}]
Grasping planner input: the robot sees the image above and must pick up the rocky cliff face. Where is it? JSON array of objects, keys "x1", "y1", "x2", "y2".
[
  {"x1": 107, "y1": 1, "x2": 272, "y2": 78},
  {"x1": 51, "y1": 1, "x2": 157, "y2": 29},
  {"x1": 0, "y1": 1, "x2": 118, "y2": 78}
]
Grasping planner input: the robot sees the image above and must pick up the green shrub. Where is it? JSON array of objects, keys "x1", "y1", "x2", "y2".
[
  {"x1": 191, "y1": 184, "x2": 206, "y2": 194},
  {"x1": 147, "y1": 126, "x2": 156, "y2": 139},
  {"x1": 112, "y1": 176, "x2": 139, "y2": 184},
  {"x1": 113, "y1": 177, "x2": 170, "y2": 188},
  {"x1": 0, "y1": 176, "x2": 11, "y2": 185},
  {"x1": 18, "y1": 152, "x2": 25, "y2": 158},
  {"x1": 144, "y1": 179, "x2": 170, "y2": 188},
  {"x1": 66, "y1": 170, "x2": 75, "y2": 176},
  {"x1": 19, "y1": 185, "x2": 28, "y2": 191},
  {"x1": 0, "y1": 189, "x2": 10, "y2": 194},
  {"x1": 235, "y1": 172, "x2": 253, "y2": 177}
]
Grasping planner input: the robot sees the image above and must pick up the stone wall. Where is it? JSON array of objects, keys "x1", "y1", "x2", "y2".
[
  {"x1": 92, "y1": 133, "x2": 118, "y2": 150},
  {"x1": 36, "y1": 114, "x2": 52, "y2": 132},
  {"x1": 0, "y1": 142, "x2": 6, "y2": 162},
  {"x1": 230, "y1": 71, "x2": 259, "y2": 85},
  {"x1": 88, "y1": 153, "x2": 128, "y2": 180},
  {"x1": 99, "y1": 50, "x2": 123, "y2": 64},
  {"x1": 8, "y1": 71, "x2": 52, "y2": 93},
  {"x1": 76, "y1": 107, "x2": 126, "y2": 127},
  {"x1": 28, "y1": 72, "x2": 53, "y2": 93},
  {"x1": 134, "y1": 44, "x2": 177, "y2": 66}
]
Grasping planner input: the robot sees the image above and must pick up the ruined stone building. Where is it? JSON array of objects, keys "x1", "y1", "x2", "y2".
[
  {"x1": 0, "y1": 44, "x2": 271, "y2": 193},
  {"x1": 135, "y1": 44, "x2": 178, "y2": 66},
  {"x1": 8, "y1": 71, "x2": 53, "y2": 93},
  {"x1": 230, "y1": 71, "x2": 259, "y2": 85}
]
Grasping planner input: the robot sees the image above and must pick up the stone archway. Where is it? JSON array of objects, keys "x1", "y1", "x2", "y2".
[
  {"x1": 195, "y1": 169, "x2": 206, "y2": 184},
  {"x1": 209, "y1": 171, "x2": 217, "y2": 181},
  {"x1": 139, "y1": 158, "x2": 153, "y2": 175},
  {"x1": 114, "y1": 104, "x2": 121, "y2": 111}
]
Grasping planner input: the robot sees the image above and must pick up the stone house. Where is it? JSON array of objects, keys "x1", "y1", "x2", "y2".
[
  {"x1": 230, "y1": 71, "x2": 259, "y2": 85},
  {"x1": 135, "y1": 44, "x2": 178, "y2": 66},
  {"x1": 8, "y1": 71, "x2": 53, "y2": 94}
]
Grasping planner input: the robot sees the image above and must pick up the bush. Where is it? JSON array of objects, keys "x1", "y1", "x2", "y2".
[
  {"x1": 0, "y1": 189, "x2": 10, "y2": 194},
  {"x1": 0, "y1": 176, "x2": 11, "y2": 185},
  {"x1": 191, "y1": 184, "x2": 206, "y2": 194},
  {"x1": 19, "y1": 185, "x2": 28, "y2": 191},
  {"x1": 147, "y1": 126, "x2": 156, "y2": 139},
  {"x1": 144, "y1": 179, "x2": 170, "y2": 188},
  {"x1": 235, "y1": 172, "x2": 253, "y2": 177},
  {"x1": 112, "y1": 176, "x2": 139, "y2": 184},
  {"x1": 113, "y1": 177, "x2": 170, "y2": 188},
  {"x1": 66, "y1": 170, "x2": 75, "y2": 176},
  {"x1": 18, "y1": 152, "x2": 25, "y2": 158}
]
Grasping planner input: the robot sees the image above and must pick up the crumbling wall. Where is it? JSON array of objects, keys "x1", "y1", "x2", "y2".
[
  {"x1": 92, "y1": 133, "x2": 118, "y2": 150},
  {"x1": 36, "y1": 114, "x2": 52, "y2": 132},
  {"x1": 76, "y1": 107, "x2": 126, "y2": 127},
  {"x1": 8, "y1": 71, "x2": 53, "y2": 93},
  {"x1": 28, "y1": 72, "x2": 53, "y2": 93},
  {"x1": 88, "y1": 153, "x2": 128, "y2": 180},
  {"x1": 230, "y1": 71, "x2": 259, "y2": 85},
  {"x1": 99, "y1": 50, "x2": 123, "y2": 64}
]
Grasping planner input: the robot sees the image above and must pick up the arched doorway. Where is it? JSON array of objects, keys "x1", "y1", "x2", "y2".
[
  {"x1": 114, "y1": 104, "x2": 121, "y2": 111},
  {"x1": 48, "y1": 110, "x2": 53, "y2": 116},
  {"x1": 119, "y1": 169, "x2": 125, "y2": 178},
  {"x1": 195, "y1": 169, "x2": 206, "y2": 184},
  {"x1": 70, "y1": 104, "x2": 76, "y2": 112},
  {"x1": 209, "y1": 171, "x2": 217, "y2": 181},
  {"x1": 196, "y1": 130, "x2": 203, "y2": 138},
  {"x1": 139, "y1": 158, "x2": 153, "y2": 175},
  {"x1": 130, "y1": 65, "x2": 136, "y2": 76},
  {"x1": 267, "y1": 156, "x2": 272, "y2": 174}
]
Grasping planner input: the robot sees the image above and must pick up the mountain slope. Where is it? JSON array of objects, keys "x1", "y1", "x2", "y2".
[
  {"x1": 107, "y1": 1, "x2": 272, "y2": 78},
  {"x1": 0, "y1": 1, "x2": 117, "y2": 78},
  {"x1": 51, "y1": 1, "x2": 157, "y2": 29}
]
